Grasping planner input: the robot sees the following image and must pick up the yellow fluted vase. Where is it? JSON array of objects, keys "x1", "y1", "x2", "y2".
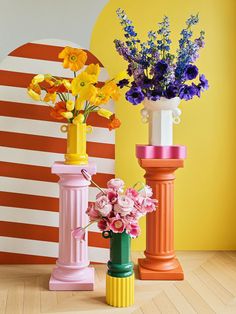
[
  {"x1": 106, "y1": 274, "x2": 134, "y2": 307},
  {"x1": 61, "y1": 123, "x2": 92, "y2": 165}
]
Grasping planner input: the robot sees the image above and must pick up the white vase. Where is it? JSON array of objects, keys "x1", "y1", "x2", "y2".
[{"x1": 141, "y1": 97, "x2": 181, "y2": 146}]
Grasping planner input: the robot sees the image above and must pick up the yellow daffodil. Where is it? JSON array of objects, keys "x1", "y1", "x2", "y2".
[
  {"x1": 97, "y1": 108, "x2": 113, "y2": 119},
  {"x1": 85, "y1": 63, "x2": 100, "y2": 81},
  {"x1": 71, "y1": 72, "x2": 96, "y2": 96},
  {"x1": 27, "y1": 89, "x2": 41, "y2": 101},
  {"x1": 58, "y1": 46, "x2": 87, "y2": 72},
  {"x1": 66, "y1": 100, "x2": 75, "y2": 111},
  {"x1": 73, "y1": 114, "x2": 85, "y2": 124},
  {"x1": 32, "y1": 74, "x2": 45, "y2": 85},
  {"x1": 44, "y1": 92, "x2": 57, "y2": 103},
  {"x1": 62, "y1": 79, "x2": 71, "y2": 90},
  {"x1": 61, "y1": 111, "x2": 73, "y2": 119}
]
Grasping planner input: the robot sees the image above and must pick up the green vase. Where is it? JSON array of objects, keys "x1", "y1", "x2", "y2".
[{"x1": 103, "y1": 230, "x2": 133, "y2": 278}]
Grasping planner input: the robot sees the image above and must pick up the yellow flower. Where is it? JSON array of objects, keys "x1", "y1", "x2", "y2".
[
  {"x1": 43, "y1": 92, "x2": 57, "y2": 103},
  {"x1": 73, "y1": 114, "x2": 85, "y2": 124},
  {"x1": 61, "y1": 111, "x2": 73, "y2": 119},
  {"x1": 114, "y1": 70, "x2": 129, "y2": 83},
  {"x1": 27, "y1": 89, "x2": 41, "y2": 101},
  {"x1": 97, "y1": 108, "x2": 113, "y2": 119},
  {"x1": 58, "y1": 46, "x2": 87, "y2": 72},
  {"x1": 75, "y1": 98, "x2": 84, "y2": 111},
  {"x1": 103, "y1": 81, "x2": 120, "y2": 101},
  {"x1": 66, "y1": 100, "x2": 75, "y2": 111},
  {"x1": 71, "y1": 72, "x2": 96, "y2": 96},
  {"x1": 85, "y1": 63, "x2": 100, "y2": 80},
  {"x1": 62, "y1": 79, "x2": 71, "y2": 90},
  {"x1": 32, "y1": 74, "x2": 45, "y2": 85},
  {"x1": 75, "y1": 85, "x2": 97, "y2": 110}
]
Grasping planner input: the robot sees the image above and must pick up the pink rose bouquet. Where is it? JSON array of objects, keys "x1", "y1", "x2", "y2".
[{"x1": 72, "y1": 171, "x2": 158, "y2": 239}]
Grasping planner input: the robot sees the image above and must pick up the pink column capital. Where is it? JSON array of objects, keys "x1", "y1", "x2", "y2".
[{"x1": 49, "y1": 161, "x2": 96, "y2": 290}]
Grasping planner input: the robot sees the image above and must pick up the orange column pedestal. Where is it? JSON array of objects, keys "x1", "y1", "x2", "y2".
[{"x1": 138, "y1": 158, "x2": 184, "y2": 280}]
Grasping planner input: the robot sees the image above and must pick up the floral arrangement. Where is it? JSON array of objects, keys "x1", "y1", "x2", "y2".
[
  {"x1": 72, "y1": 172, "x2": 158, "y2": 239},
  {"x1": 114, "y1": 9, "x2": 209, "y2": 105},
  {"x1": 27, "y1": 46, "x2": 121, "y2": 130}
]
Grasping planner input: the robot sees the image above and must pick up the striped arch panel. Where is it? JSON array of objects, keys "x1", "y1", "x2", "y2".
[{"x1": 0, "y1": 39, "x2": 113, "y2": 263}]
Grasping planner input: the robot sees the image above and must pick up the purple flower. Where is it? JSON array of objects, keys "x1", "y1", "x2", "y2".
[
  {"x1": 179, "y1": 85, "x2": 197, "y2": 100},
  {"x1": 192, "y1": 83, "x2": 201, "y2": 97},
  {"x1": 125, "y1": 86, "x2": 145, "y2": 105},
  {"x1": 164, "y1": 85, "x2": 178, "y2": 99},
  {"x1": 117, "y1": 79, "x2": 129, "y2": 88},
  {"x1": 184, "y1": 64, "x2": 199, "y2": 80},
  {"x1": 199, "y1": 74, "x2": 209, "y2": 90},
  {"x1": 154, "y1": 60, "x2": 168, "y2": 80},
  {"x1": 147, "y1": 89, "x2": 162, "y2": 101}
]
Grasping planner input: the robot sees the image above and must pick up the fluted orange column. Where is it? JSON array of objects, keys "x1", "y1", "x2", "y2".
[{"x1": 138, "y1": 158, "x2": 184, "y2": 280}]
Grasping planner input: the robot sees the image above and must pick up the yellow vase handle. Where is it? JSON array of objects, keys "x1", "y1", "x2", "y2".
[
  {"x1": 86, "y1": 125, "x2": 93, "y2": 134},
  {"x1": 60, "y1": 125, "x2": 68, "y2": 133}
]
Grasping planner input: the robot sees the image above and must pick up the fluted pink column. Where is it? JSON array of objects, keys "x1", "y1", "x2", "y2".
[{"x1": 49, "y1": 161, "x2": 96, "y2": 290}]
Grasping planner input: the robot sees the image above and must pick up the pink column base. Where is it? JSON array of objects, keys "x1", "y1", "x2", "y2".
[
  {"x1": 49, "y1": 267, "x2": 94, "y2": 290},
  {"x1": 49, "y1": 162, "x2": 96, "y2": 291}
]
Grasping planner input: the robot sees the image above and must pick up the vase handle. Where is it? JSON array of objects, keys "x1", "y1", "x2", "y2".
[
  {"x1": 60, "y1": 124, "x2": 68, "y2": 133},
  {"x1": 86, "y1": 125, "x2": 93, "y2": 134},
  {"x1": 102, "y1": 230, "x2": 112, "y2": 239}
]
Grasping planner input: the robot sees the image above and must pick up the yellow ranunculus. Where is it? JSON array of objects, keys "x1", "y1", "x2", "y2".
[
  {"x1": 27, "y1": 89, "x2": 41, "y2": 101},
  {"x1": 85, "y1": 63, "x2": 100, "y2": 80},
  {"x1": 71, "y1": 72, "x2": 96, "y2": 96},
  {"x1": 44, "y1": 92, "x2": 57, "y2": 103},
  {"x1": 62, "y1": 79, "x2": 71, "y2": 90},
  {"x1": 73, "y1": 114, "x2": 85, "y2": 124},
  {"x1": 32, "y1": 74, "x2": 44, "y2": 85},
  {"x1": 66, "y1": 100, "x2": 75, "y2": 111},
  {"x1": 61, "y1": 111, "x2": 73, "y2": 119},
  {"x1": 97, "y1": 108, "x2": 113, "y2": 119},
  {"x1": 58, "y1": 46, "x2": 87, "y2": 72}
]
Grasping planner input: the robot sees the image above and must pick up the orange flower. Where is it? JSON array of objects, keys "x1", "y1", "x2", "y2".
[
  {"x1": 50, "y1": 101, "x2": 67, "y2": 120},
  {"x1": 108, "y1": 115, "x2": 121, "y2": 131},
  {"x1": 58, "y1": 47, "x2": 87, "y2": 72},
  {"x1": 47, "y1": 82, "x2": 67, "y2": 94}
]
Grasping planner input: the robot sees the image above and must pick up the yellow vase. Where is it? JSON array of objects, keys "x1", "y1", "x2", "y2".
[{"x1": 61, "y1": 123, "x2": 92, "y2": 165}]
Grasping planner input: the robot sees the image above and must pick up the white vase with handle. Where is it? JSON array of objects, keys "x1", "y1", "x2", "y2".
[{"x1": 141, "y1": 97, "x2": 181, "y2": 146}]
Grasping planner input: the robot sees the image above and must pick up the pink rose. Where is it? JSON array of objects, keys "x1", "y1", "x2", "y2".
[
  {"x1": 97, "y1": 218, "x2": 109, "y2": 231},
  {"x1": 126, "y1": 221, "x2": 140, "y2": 238},
  {"x1": 139, "y1": 185, "x2": 153, "y2": 197},
  {"x1": 86, "y1": 204, "x2": 101, "y2": 221},
  {"x1": 95, "y1": 195, "x2": 112, "y2": 217},
  {"x1": 110, "y1": 214, "x2": 126, "y2": 233},
  {"x1": 114, "y1": 195, "x2": 134, "y2": 216},
  {"x1": 107, "y1": 178, "x2": 124, "y2": 191},
  {"x1": 71, "y1": 227, "x2": 85, "y2": 241},
  {"x1": 125, "y1": 188, "x2": 139, "y2": 200},
  {"x1": 140, "y1": 197, "x2": 158, "y2": 214}
]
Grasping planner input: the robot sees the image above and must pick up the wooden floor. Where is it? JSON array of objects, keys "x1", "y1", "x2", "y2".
[{"x1": 1, "y1": 251, "x2": 236, "y2": 314}]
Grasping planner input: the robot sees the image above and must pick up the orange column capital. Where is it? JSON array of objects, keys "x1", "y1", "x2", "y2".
[{"x1": 138, "y1": 158, "x2": 184, "y2": 280}]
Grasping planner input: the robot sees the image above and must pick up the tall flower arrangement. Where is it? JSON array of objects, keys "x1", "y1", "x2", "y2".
[
  {"x1": 27, "y1": 46, "x2": 121, "y2": 130},
  {"x1": 114, "y1": 9, "x2": 209, "y2": 106}
]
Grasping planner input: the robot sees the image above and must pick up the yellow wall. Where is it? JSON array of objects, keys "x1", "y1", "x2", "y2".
[{"x1": 90, "y1": 0, "x2": 236, "y2": 250}]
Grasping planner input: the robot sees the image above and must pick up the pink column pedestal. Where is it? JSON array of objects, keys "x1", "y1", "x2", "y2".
[{"x1": 49, "y1": 161, "x2": 96, "y2": 291}]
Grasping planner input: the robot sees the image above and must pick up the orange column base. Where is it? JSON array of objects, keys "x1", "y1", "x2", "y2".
[
  {"x1": 138, "y1": 258, "x2": 184, "y2": 280},
  {"x1": 137, "y1": 158, "x2": 185, "y2": 281}
]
